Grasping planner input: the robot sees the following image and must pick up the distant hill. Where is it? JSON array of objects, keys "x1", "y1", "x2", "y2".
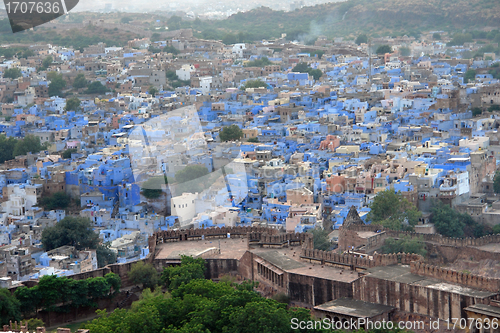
[{"x1": 189, "y1": 0, "x2": 500, "y2": 42}]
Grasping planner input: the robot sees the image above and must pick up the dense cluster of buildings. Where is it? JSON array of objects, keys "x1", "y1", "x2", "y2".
[{"x1": 0, "y1": 29, "x2": 499, "y2": 306}]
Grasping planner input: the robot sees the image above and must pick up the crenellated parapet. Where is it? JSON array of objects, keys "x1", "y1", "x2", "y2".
[
  {"x1": 300, "y1": 247, "x2": 424, "y2": 269},
  {"x1": 344, "y1": 225, "x2": 500, "y2": 248},
  {"x1": 410, "y1": 261, "x2": 500, "y2": 292}
]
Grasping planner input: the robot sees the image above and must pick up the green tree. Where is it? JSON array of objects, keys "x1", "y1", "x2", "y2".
[
  {"x1": 86, "y1": 81, "x2": 108, "y2": 94},
  {"x1": 20, "y1": 49, "x2": 35, "y2": 59},
  {"x1": 244, "y1": 57, "x2": 273, "y2": 67},
  {"x1": 120, "y1": 17, "x2": 132, "y2": 24},
  {"x1": 148, "y1": 86, "x2": 158, "y2": 97},
  {"x1": 243, "y1": 79, "x2": 267, "y2": 89},
  {"x1": 40, "y1": 191, "x2": 71, "y2": 210},
  {"x1": 141, "y1": 176, "x2": 168, "y2": 199},
  {"x1": 14, "y1": 286, "x2": 41, "y2": 317},
  {"x1": 42, "y1": 56, "x2": 53, "y2": 69},
  {"x1": 355, "y1": 34, "x2": 368, "y2": 45},
  {"x1": 0, "y1": 288, "x2": 21, "y2": 326},
  {"x1": 430, "y1": 200, "x2": 483, "y2": 238},
  {"x1": 493, "y1": 224, "x2": 500, "y2": 234},
  {"x1": 247, "y1": 137, "x2": 259, "y2": 143},
  {"x1": 494, "y1": 170, "x2": 500, "y2": 194},
  {"x1": 73, "y1": 73, "x2": 88, "y2": 89},
  {"x1": 97, "y1": 243, "x2": 117, "y2": 268},
  {"x1": 48, "y1": 72, "x2": 66, "y2": 97},
  {"x1": 128, "y1": 261, "x2": 159, "y2": 290},
  {"x1": 167, "y1": 16, "x2": 182, "y2": 30},
  {"x1": 307, "y1": 228, "x2": 330, "y2": 251},
  {"x1": 0, "y1": 134, "x2": 17, "y2": 163},
  {"x1": 62, "y1": 148, "x2": 77, "y2": 159},
  {"x1": 148, "y1": 46, "x2": 162, "y2": 54},
  {"x1": 292, "y1": 62, "x2": 310, "y2": 73},
  {"x1": 26, "y1": 318, "x2": 44, "y2": 331},
  {"x1": 464, "y1": 69, "x2": 476, "y2": 83},
  {"x1": 3, "y1": 67, "x2": 22, "y2": 79},
  {"x1": 367, "y1": 189, "x2": 421, "y2": 231},
  {"x1": 219, "y1": 124, "x2": 243, "y2": 142},
  {"x1": 399, "y1": 46, "x2": 411, "y2": 57},
  {"x1": 433, "y1": 32, "x2": 441, "y2": 40},
  {"x1": 41, "y1": 216, "x2": 99, "y2": 251},
  {"x1": 488, "y1": 105, "x2": 500, "y2": 112},
  {"x1": 161, "y1": 256, "x2": 206, "y2": 291},
  {"x1": 222, "y1": 33, "x2": 238, "y2": 45},
  {"x1": 376, "y1": 45, "x2": 392, "y2": 55},
  {"x1": 309, "y1": 69, "x2": 323, "y2": 81},
  {"x1": 13, "y1": 134, "x2": 47, "y2": 156},
  {"x1": 162, "y1": 45, "x2": 180, "y2": 55},
  {"x1": 65, "y1": 97, "x2": 81, "y2": 111},
  {"x1": 472, "y1": 107, "x2": 482, "y2": 117},
  {"x1": 382, "y1": 236, "x2": 427, "y2": 256}
]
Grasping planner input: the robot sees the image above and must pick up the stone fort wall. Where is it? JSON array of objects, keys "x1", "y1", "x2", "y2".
[{"x1": 410, "y1": 261, "x2": 500, "y2": 293}]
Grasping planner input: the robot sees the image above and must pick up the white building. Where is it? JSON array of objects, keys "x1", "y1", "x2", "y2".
[
  {"x1": 176, "y1": 64, "x2": 196, "y2": 81},
  {"x1": 200, "y1": 76, "x2": 213, "y2": 95},
  {"x1": 232, "y1": 43, "x2": 246, "y2": 58},
  {"x1": 171, "y1": 192, "x2": 198, "y2": 225}
]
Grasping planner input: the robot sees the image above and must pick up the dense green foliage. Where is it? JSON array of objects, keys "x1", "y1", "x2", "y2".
[
  {"x1": 307, "y1": 228, "x2": 331, "y2": 251},
  {"x1": 65, "y1": 97, "x2": 81, "y2": 111},
  {"x1": 242, "y1": 79, "x2": 267, "y2": 89},
  {"x1": 291, "y1": 63, "x2": 323, "y2": 81},
  {"x1": 433, "y1": 32, "x2": 441, "y2": 40},
  {"x1": 494, "y1": 170, "x2": 500, "y2": 194},
  {"x1": 464, "y1": 69, "x2": 476, "y2": 83},
  {"x1": 85, "y1": 257, "x2": 314, "y2": 333},
  {"x1": 355, "y1": 34, "x2": 368, "y2": 45},
  {"x1": 376, "y1": 45, "x2": 392, "y2": 55},
  {"x1": 244, "y1": 57, "x2": 273, "y2": 67},
  {"x1": 141, "y1": 176, "x2": 171, "y2": 199},
  {"x1": 247, "y1": 137, "x2": 259, "y2": 143},
  {"x1": 128, "y1": 262, "x2": 159, "y2": 290},
  {"x1": 430, "y1": 200, "x2": 489, "y2": 238},
  {"x1": 41, "y1": 56, "x2": 53, "y2": 70},
  {"x1": 3, "y1": 67, "x2": 22, "y2": 79},
  {"x1": 148, "y1": 86, "x2": 158, "y2": 97},
  {"x1": 39, "y1": 191, "x2": 71, "y2": 210},
  {"x1": 447, "y1": 33, "x2": 473, "y2": 46},
  {"x1": 26, "y1": 318, "x2": 44, "y2": 331},
  {"x1": 0, "y1": 288, "x2": 21, "y2": 326},
  {"x1": 48, "y1": 72, "x2": 66, "y2": 97},
  {"x1": 161, "y1": 256, "x2": 206, "y2": 291},
  {"x1": 0, "y1": 135, "x2": 48, "y2": 162},
  {"x1": 367, "y1": 189, "x2": 421, "y2": 231},
  {"x1": 219, "y1": 124, "x2": 243, "y2": 142},
  {"x1": 41, "y1": 216, "x2": 99, "y2": 251},
  {"x1": 162, "y1": 45, "x2": 180, "y2": 55},
  {"x1": 86, "y1": 81, "x2": 109, "y2": 94},
  {"x1": 472, "y1": 107, "x2": 483, "y2": 117},
  {"x1": 62, "y1": 148, "x2": 78, "y2": 159},
  {"x1": 0, "y1": 135, "x2": 18, "y2": 163},
  {"x1": 382, "y1": 236, "x2": 427, "y2": 256},
  {"x1": 73, "y1": 73, "x2": 88, "y2": 89},
  {"x1": 14, "y1": 273, "x2": 120, "y2": 317},
  {"x1": 399, "y1": 47, "x2": 411, "y2": 56},
  {"x1": 97, "y1": 243, "x2": 117, "y2": 268},
  {"x1": 165, "y1": 70, "x2": 190, "y2": 88}
]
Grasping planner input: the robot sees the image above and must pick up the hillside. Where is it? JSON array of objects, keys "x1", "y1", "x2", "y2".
[{"x1": 189, "y1": 0, "x2": 500, "y2": 42}]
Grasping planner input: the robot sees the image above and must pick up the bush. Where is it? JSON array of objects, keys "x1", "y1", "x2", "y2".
[
  {"x1": 40, "y1": 191, "x2": 71, "y2": 210},
  {"x1": 128, "y1": 261, "x2": 159, "y2": 289}
]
